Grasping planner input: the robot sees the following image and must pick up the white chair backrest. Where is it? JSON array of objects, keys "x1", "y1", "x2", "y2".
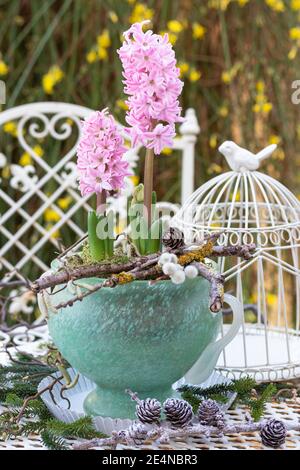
[{"x1": 0, "y1": 102, "x2": 200, "y2": 276}]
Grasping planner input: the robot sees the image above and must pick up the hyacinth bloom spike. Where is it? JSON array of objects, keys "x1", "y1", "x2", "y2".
[
  {"x1": 118, "y1": 21, "x2": 183, "y2": 228},
  {"x1": 118, "y1": 21, "x2": 183, "y2": 155},
  {"x1": 76, "y1": 109, "x2": 131, "y2": 261},
  {"x1": 76, "y1": 108, "x2": 131, "y2": 197}
]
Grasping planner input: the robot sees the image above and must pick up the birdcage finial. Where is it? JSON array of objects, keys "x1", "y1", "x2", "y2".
[{"x1": 218, "y1": 141, "x2": 277, "y2": 172}]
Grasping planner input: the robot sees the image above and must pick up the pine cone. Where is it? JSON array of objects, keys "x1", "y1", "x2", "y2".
[
  {"x1": 136, "y1": 398, "x2": 162, "y2": 425},
  {"x1": 163, "y1": 398, "x2": 193, "y2": 427},
  {"x1": 260, "y1": 418, "x2": 287, "y2": 449},
  {"x1": 127, "y1": 423, "x2": 148, "y2": 445},
  {"x1": 162, "y1": 227, "x2": 185, "y2": 250},
  {"x1": 197, "y1": 399, "x2": 222, "y2": 426}
]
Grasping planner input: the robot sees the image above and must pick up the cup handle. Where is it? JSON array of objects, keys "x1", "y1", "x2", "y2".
[{"x1": 184, "y1": 293, "x2": 243, "y2": 385}]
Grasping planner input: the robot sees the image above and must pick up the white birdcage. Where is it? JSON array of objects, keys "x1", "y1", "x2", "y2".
[{"x1": 173, "y1": 148, "x2": 300, "y2": 382}]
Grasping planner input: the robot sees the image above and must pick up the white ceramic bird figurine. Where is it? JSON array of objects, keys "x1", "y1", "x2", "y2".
[{"x1": 218, "y1": 141, "x2": 277, "y2": 172}]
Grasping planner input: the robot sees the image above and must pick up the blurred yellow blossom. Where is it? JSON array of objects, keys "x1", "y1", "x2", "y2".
[
  {"x1": 221, "y1": 63, "x2": 241, "y2": 84},
  {"x1": 108, "y1": 11, "x2": 118, "y2": 23},
  {"x1": 0, "y1": 60, "x2": 9, "y2": 76},
  {"x1": 253, "y1": 80, "x2": 273, "y2": 114},
  {"x1": 267, "y1": 293, "x2": 278, "y2": 306},
  {"x1": 129, "y1": 175, "x2": 139, "y2": 186},
  {"x1": 189, "y1": 69, "x2": 201, "y2": 82},
  {"x1": 97, "y1": 30, "x2": 111, "y2": 49},
  {"x1": 256, "y1": 80, "x2": 265, "y2": 93},
  {"x1": 167, "y1": 20, "x2": 184, "y2": 34},
  {"x1": 178, "y1": 62, "x2": 189, "y2": 77},
  {"x1": 44, "y1": 208, "x2": 61, "y2": 223},
  {"x1": 46, "y1": 223, "x2": 60, "y2": 240},
  {"x1": 288, "y1": 45, "x2": 298, "y2": 60},
  {"x1": 129, "y1": 4, "x2": 153, "y2": 24},
  {"x1": 265, "y1": 0, "x2": 285, "y2": 12},
  {"x1": 87, "y1": 30, "x2": 110, "y2": 64},
  {"x1": 269, "y1": 135, "x2": 281, "y2": 145},
  {"x1": 161, "y1": 147, "x2": 172, "y2": 155},
  {"x1": 86, "y1": 49, "x2": 97, "y2": 63},
  {"x1": 291, "y1": 0, "x2": 300, "y2": 10},
  {"x1": 4, "y1": 121, "x2": 18, "y2": 137},
  {"x1": 19, "y1": 153, "x2": 31, "y2": 166},
  {"x1": 209, "y1": 134, "x2": 218, "y2": 149},
  {"x1": 192, "y1": 23, "x2": 206, "y2": 40},
  {"x1": 208, "y1": 0, "x2": 231, "y2": 10},
  {"x1": 97, "y1": 47, "x2": 108, "y2": 60},
  {"x1": 42, "y1": 66, "x2": 64, "y2": 95},
  {"x1": 208, "y1": 163, "x2": 223, "y2": 174},
  {"x1": 116, "y1": 99, "x2": 129, "y2": 110},
  {"x1": 262, "y1": 103, "x2": 273, "y2": 113},
  {"x1": 2, "y1": 166, "x2": 10, "y2": 179},
  {"x1": 57, "y1": 196, "x2": 72, "y2": 210},
  {"x1": 221, "y1": 71, "x2": 231, "y2": 84},
  {"x1": 160, "y1": 31, "x2": 177, "y2": 45},
  {"x1": 237, "y1": 0, "x2": 249, "y2": 6},
  {"x1": 290, "y1": 27, "x2": 300, "y2": 40},
  {"x1": 218, "y1": 105, "x2": 229, "y2": 117},
  {"x1": 19, "y1": 145, "x2": 44, "y2": 166}
]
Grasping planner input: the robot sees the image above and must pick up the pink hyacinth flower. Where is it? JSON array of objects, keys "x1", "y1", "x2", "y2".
[
  {"x1": 118, "y1": 21, "x2": 184, "y2": 155},
  {"x1": 76, "y1": 109, "x2": 131, "y2": 197}
]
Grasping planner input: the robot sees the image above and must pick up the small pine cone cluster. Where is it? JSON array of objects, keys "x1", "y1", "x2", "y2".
[
  {"x1": 127, "y1": 423, "x2": 148, "y2": 445},
  {"x1": 163, "y1": 398, "x2": 193, "y2": 428},
  {"x1": 136, "y1": 398, "x2": 161, "y2": 425},
  {"x1": 162, "y1": 227, "x2": 185, "y2": 250},
  {"x1": 197, "y1": 399, "x2": 222, "y2": 426},
  {"x1": 260, "y1": 418, "x2": 287, "y2": 449}
]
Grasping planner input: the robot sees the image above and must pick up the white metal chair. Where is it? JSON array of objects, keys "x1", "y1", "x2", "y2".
[{"x1": 0, "y1": 102, "x2": 200, "y2": 277}]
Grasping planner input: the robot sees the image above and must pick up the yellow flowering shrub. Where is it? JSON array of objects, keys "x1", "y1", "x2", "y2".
[
  {"x1": 167, "y1": 20, "x2": 184, "y2": 34},
  {"x1": 86, "y1": 29, "x2": 111, "y2": 64},
  {"x1": 290, "y1": 27, "x2": 300, "y2": 40},
  {"x1": 221, "y1": 63, "x2": 241, "y2": 84},
  {"x1": 208, "y1": 0, "x2": 232, "y2": 10},
  {"x1": 178, "y1": 62, "x2": 189, "y2": 77},
  {"x1": 86, "y1": 50, "x2": 97, "y2": 64},
  {"x1": 57, "y1": 196, "x2": 72, "y2": 210},
  {"x1": 253, "y1": 81, "x2": 273, "y2": 115},
  {"x1": 265, "y1": 0, "x2": 285, "y2": 12},
  {"x1": 291, "y1": 0, "x2": 300, "y2": 10},
  {"x1": 44, "y1": 208, "x2": 61, "y2": 223},
  {"x1": 189, "y1": 69, "x2": 201, "y2": 82},
  {"x1": 19, "y1": 145, "x2": 44, "y2": 166},
  {"x1": 97, "y1": 30, "x2": 111, "y2": 49},
  {"x1": 3, "y1": 121, "x2": 18, "y2": 137},
  {"x1": 129, "y1": 3, "x2": 153, "y2": 24},
  {"x1": 42, "y1": 66, "x2": 64, "y2": 95},
  {"x1": 0, "y1": 60, "x2": 8, "y2": 76},
  {"x1": 192, "y1": 23, "x2": 206, "y2": 40}
]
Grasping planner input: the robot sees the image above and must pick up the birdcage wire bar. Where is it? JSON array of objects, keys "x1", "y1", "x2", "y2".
[{"x1": 173, "y1": 169, "x2": 300, "y2": 382}]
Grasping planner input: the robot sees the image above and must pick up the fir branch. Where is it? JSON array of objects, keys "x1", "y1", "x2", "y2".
[
  {"x1": 178, "y1": 376, "x2": 256, "y2": 400},
  {"x1": 46, "y1": 416, "x2": 106, "y2": 440},
  {"x1": 246, "y1": 383, "x2": 277, "y2": 422},
  {"x1": 40, "y1": 430, "x2": 69, "y2": 451}
]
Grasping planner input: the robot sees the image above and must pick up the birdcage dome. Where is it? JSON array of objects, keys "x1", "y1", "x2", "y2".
[
  {"x1": 173, "y1": 170, "x2": 300, "y2": 248},
  {"x1": 173, "y1": 166, "x2": 300, "y2": 382}
]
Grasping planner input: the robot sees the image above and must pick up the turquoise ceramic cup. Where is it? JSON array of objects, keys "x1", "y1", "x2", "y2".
[{"x1": 40, "y1": 274, "x2": 242, "y2": 419}]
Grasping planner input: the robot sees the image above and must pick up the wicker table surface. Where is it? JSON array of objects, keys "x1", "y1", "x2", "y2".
[{"x1": 0, "y1": 326, "x2": 300, "y2": 450}]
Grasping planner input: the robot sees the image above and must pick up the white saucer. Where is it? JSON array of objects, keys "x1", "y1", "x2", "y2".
[{"x1": 39, "y1": 369, "x2": 236, "y2": 434}]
